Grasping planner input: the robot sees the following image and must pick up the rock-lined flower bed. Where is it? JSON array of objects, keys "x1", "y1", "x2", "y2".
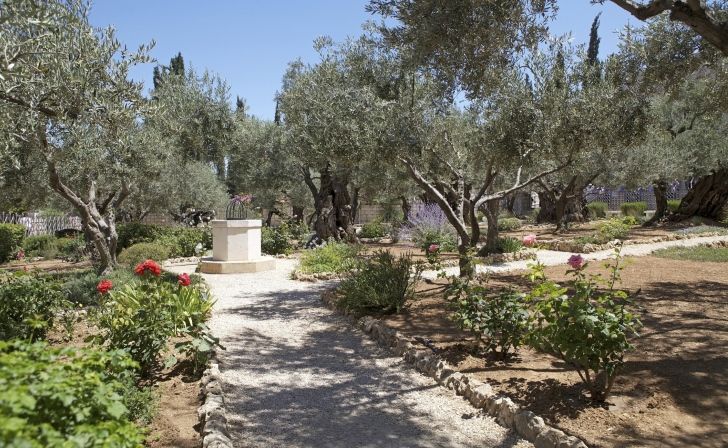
[{"x1": 320, "y1": 290, "x2": 588, "y2": 448}]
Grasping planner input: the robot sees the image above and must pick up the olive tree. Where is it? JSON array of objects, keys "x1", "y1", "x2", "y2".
[
  {"x1": 278, "y1": 37, "x2": 391, "y2": 241},
  {"x1": 0, "y1": 0, "x2": 158, "y2": 273}
]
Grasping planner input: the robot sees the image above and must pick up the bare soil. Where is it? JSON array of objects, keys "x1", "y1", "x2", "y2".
[
  {"x1": 2, "y1": 258, "x2": 92, "y2": 272},
  {"x1": 381, "y1": 256, "x2": 728, "y2": 448}
]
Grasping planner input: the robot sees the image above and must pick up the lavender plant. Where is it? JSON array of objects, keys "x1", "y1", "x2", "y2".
[{"x1": 399, "y1": 202, "x2": 457, "y2": 252}]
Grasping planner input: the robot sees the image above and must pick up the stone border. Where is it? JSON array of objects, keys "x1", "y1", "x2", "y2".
[
  {"x1": 540, "y1": 231, "x2": 727, "y2": 253},
  {"x1": 321, "y1": 291, "x2": 588, "y2": 448},
  {"x1": 198, "y1": 354, "x2": 233, "y2": 448}
]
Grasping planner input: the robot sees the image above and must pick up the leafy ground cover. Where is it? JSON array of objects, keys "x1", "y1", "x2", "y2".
[
  {"x1": 0, "y1": 259, "x2": 214, "y2": 447},
  {"x1": 380, "y1": 256, "x2": 728, "y2": 447},
  {"x1": 653, "y1": 245, "x2": 728, "y2": 262}
]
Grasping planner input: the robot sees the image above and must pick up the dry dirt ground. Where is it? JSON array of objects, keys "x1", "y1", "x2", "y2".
[{"x1": 380, "y1": 256, "x2": 728, "y2": 448}]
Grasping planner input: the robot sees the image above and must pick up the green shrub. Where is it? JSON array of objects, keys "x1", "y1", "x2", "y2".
[
  {"x1": 280, "y1": 219, "x2": 310, "y2": 241},
  {"x1": 118, "y1": 243, "x2": 171, "y2": 268},
  {"x1": 598, "y1": 218, "x2": 631, "y2": 241},
  {"x1": 586, "y1": 201, "x2": 608, "y2": 219},
  {"x1": 0, "y1": 272, "x2": 68, "y2": 341},
  {"x1": 621, "y1": 215, "x2": 639, "y2": 226},
  {"x1": 92, "y1": 271, "x2": 216, "y2": 371},
  {"x1": 574, "y1": 235, "x2": 602, "y2": 245},
  {"x1": 262, "y1": 226, "x2": 292, "y2": 255},
  {"x1": 526, "y1": 255, "x2": 641, "y2": 401},
  {"x1": 360, "y1": 219, "x2": 387, "y2": 238},
  {"x1": 497, "y1": 217, "x2": 522, "y2": 231},
  {"x1": 447, "y1": 280, "x2": 529, "y2": 360},
  {"x1": 0, "y1": 341, "x2": 145, "y2": 447},
  {"x1": 55, "y1": 236, "x2": 87, "y2": 261},
  {"x1": 337, "y1": 251, "x2": 423, "y2": 314},
  {"x1": 298, "y1": 242, "x2": 360, "y2": 274},
  {"x1": 116, "y1": 223, "x2": 162, "y2": 251},
  {"x1": 0, "y1": 223, "x2": 25, "y2": 263},
  {"x1": 156, "y1": 227, "x2": 211, "y2": 257},
  {"x1": 496, "y1": 236, "x2": 523, "y2": 254},
  {"x1": 22, "y1": 234, "x2": 59, "y2": 259},
  {"x1": 410, "y1": 227, "x2": 457, "y2": 252},
  {"x1": 667, "y1": 199, "x2": 682, "y2": 213},
  {"x1": 620, "y1": 201, "x2": 647, "y2": 218},
  {"x1": 59, "y1": 270, "x2": 102, "y2": 306}
]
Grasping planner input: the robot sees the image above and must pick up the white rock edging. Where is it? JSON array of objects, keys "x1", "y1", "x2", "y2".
[
  {"x1": 321, "y1": 291, "x2": 588, "y2": 448},
  {"x1": 198, "y1": 357, "x2": 233, "y2": 448}
]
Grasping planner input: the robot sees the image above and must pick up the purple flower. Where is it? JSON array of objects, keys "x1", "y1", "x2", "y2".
[{"x1": 567, "y1": 254, "x2": 585, "y2": 270}]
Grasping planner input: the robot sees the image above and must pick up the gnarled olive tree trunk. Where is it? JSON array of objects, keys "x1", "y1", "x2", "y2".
[
  {"x1": 302, "y1": 165, "x2": 356, "y2": 241},
  {"x1": 672, "y1": 169, "x2": 728, "y2": 221},
  {"x1": 644, "y1": 179, "x2": 668, "y2": 226}
]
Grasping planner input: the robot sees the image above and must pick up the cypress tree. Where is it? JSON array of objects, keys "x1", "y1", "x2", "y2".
[{"x1": 587, "y1": 13, "x2": 601, "y2": 66}]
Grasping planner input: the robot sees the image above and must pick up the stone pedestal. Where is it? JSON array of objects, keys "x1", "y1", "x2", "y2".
[{"x1": 199, "y1": 220, "x2": 275, "y2": 274}]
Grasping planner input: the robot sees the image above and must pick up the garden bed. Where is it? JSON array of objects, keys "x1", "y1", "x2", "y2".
[
  {"x1": 43, "y1": 299, "x2": 203, "y2": 448},
  {"x1": 379, "y1": 256, "x2": 728, "y2": 447}
]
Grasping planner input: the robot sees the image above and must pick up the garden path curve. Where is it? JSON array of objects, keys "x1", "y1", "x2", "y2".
[
  {"x1": 423, "y1": 234, "x2": 728, "y2": 279},
  {"x1": 170, "y1": 259, "x2": 532, "y2": 448}
]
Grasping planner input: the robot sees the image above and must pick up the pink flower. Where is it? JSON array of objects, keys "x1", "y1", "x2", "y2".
[
  {"x1": 567, "y1": 254, "x2": 585, "y2": 270},
  {"x1": 428, "y1": 243, "x2": 440, "y2": 253},
  {"x1": 522, "y1": 234, "x2": 537, "y2": 247},
  {"x1": 177, "y1": 273, "x2": 191, "y2": 287},
  {"x1": 16, "y1": 249, "x2": 25, "y2": 260}
]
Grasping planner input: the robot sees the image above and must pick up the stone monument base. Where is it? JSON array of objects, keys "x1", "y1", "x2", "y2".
[{"x1": 199, "y1": 256, "x2": 275, "y2": 274}]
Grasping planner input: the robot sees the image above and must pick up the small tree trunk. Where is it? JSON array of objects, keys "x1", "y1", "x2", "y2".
[
  {"x1": 480, "y1": 199, "x2": 500, "y2": 255},
  {"x1": 672, "y1": 169, "x2": 728, "y2": 220},
  {"x1": 292, "y1": 205, "x2": 305, "y2": 222},
  {"x1": 644, "y1": 179, "x2": 668, "y2": 226},
  {"x1": 400, "y1": 196, "x2": 411, "y2": 221}
]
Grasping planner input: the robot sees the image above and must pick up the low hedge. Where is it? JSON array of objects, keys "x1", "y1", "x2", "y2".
[
  {"x1": 667, "y1": 199, "x2": 681, "y2": 213},
  {"x1": 586, "y1": 201, "x2": 608, "y2": 219},
  {"x1": 620, "y1": 201, "x2": 647, "y2": 218},
  {"x1": 0, "y1": 223, "x2": 25, "y2": 263}
]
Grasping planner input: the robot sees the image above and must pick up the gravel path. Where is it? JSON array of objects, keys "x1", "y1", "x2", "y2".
[
  {"x1": 423, "y1": 234, "x2": 728, "y2": 279},
  {"x1": 179, "y1": 259, "x2": 532, "y2": 448}
]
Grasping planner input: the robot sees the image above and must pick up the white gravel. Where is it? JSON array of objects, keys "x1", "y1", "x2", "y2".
[
  {"x1": 171, "y1": 259, "x2": 532, "y2": 448},
  {"x1": 424, "y1": 234, "x2": 728, "y2": 279}
]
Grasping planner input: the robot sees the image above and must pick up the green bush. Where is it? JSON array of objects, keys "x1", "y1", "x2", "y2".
[
  {"x1": 0, "y1": 341, "x2": 145, "y2": 447},
  {"x1": 118, "y1": 243, "x2": 171, "y2": 268},
  {"x1": 586, "y1": 201, "x2": 608, "y2": 219},
  {"x1": 360, "y1": 219, "x2": 386, "y2": 238},
  {"x1": 55, "y1": 236, "x2": 87, "y2": 261},
  {"x1": 598, "y1": 218, "x2": 631, "y2": 241},
  {"x1": 497, "y1": 217, "x2": 522, "y2": 231},
  {"x1": 621, "y1": 215, "x2": 639, "y2": 226},
  {"x1": 92, "y1": 271, "x2": 216, "y2": 371},
  {"x1": 117, "y1": 223, "x2": 211, "y2": 257},
  {"x1": 447, "y1": 280, "x2": 529, "y2": 360},
  {"x1": 620, "y1": 201, "x2": 647, "y2": 218},
  {"x1": 262, "y1": 226, "x2": 292, "y2": 255},
  {"x1": 526, "y1": 256, "x2": 641, "y2": 401},
  {"x1": 298, "y1": 242, "x2": 360, "y2": 274},
  {"x1": 667, "y1": 199, "x2": 681, "y2": 213},
  {"x1": 0, "y1": 223, "x2": 25, "y2": 263},
  {"x1": 337, "y1": 251, "x2": 423, "y2": 314},
  {"x1": 496, "y1": 236, "x2": 523, "y2": 254},
  {"x1": 59, "y1": 270, "x2": 102, "y2": 306},
  {"x1": 0, "y1": 272, "x2": 68, "y2": 341},
  {"x1": 411, "y1": 228, "x2": 458, "y2": 252},
  {"x1": 22, "y1": 234, "x2": 59, "y2": 259}
]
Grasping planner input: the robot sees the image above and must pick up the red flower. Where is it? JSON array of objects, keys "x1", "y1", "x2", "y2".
[
  {"x1": 177, "y1": 273, "x2": 191, "y2": 287},
  {"x1": 97, "y1": 279, "x2": 113, "y2": 295},
  {"x1": 134, "y1": 259, "x2": 162, "y2": 277}
]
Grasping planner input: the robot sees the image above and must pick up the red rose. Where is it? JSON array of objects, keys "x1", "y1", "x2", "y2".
[
  {"x1": 177, "y1": 273, "x2": 191, "y2": 287},
  {"x1": 97, "y1": 279, "x2": 113, "y2": 294},
  {"x1": 134, "y1": 259, "x2": 162, "y2": 277}
]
